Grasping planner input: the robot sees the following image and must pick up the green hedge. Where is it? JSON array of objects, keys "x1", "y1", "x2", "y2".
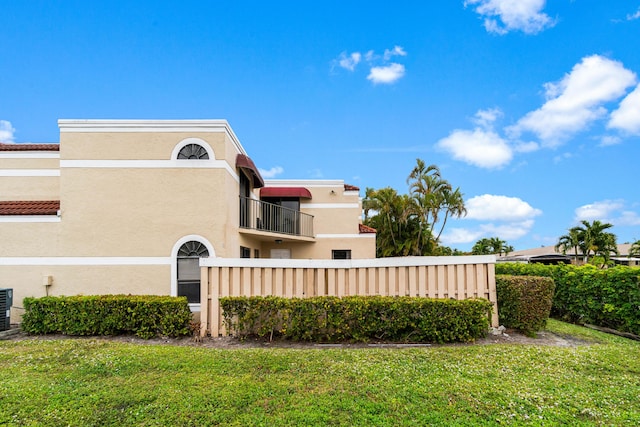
[
  {"x1": 22, "y1": 295, "x2": 192, "y2": 339},
  {"x1": 220, "y1": 296, "x2": 493, "y2": 344},
  {"x1": 496, "y1": 263, "x2": 640, "y2": 335},
  {"x1": 495, "y1": 275, "x2": 555, "y2": 336}
]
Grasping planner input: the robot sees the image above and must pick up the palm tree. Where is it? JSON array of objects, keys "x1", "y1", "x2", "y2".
[
  {"x1": 555, "y1": 226, "x2": 581, "y2": 263},
  {"x1": 573, "y1": 220, "x2": 617, "y2": 263},
  {"x1": 434, "y1": 187, "x2": 467, "y2": 243},
  {"x1": 630, "y1": 240, "x2": 640, "y2": 258}
]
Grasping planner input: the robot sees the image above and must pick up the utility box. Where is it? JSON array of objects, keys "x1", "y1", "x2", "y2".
[{"x1": 0, "y1": 288, "x2": 13, "y2": 331}]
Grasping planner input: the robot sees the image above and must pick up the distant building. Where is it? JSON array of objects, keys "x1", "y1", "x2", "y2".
[
  {"x1": 0, "y1": 120, "x2": 376, "y2": 320},
  {"x1": 498, "y1": 244, "x2": 639, "y2": 266}
]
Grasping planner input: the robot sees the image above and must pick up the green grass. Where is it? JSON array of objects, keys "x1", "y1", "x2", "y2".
[{"x1": 1, "y1": 320, "x2": 639, "y2": 426}]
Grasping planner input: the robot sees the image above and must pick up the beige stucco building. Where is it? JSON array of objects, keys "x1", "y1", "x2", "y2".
[{"x1": 0, "y1": 120, "x2": 376, "y2": 320}]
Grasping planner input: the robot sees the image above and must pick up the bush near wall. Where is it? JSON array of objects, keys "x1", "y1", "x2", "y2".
[
  {"x1": 495, "y1": 275, "x2": 555, "y2": 337},
  {"x1": 220, "y1": 296, "x2": 493, "y2": 344},
  {"x1": 22, "y1": 295, "x2": 192, "y2": 339},
  {"x1": 495, "y1": 263, "x2": 640, "y2": 336}
]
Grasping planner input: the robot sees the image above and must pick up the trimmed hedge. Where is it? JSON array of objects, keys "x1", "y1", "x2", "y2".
[
  {"x1": 220, "y1": 296, "x2": 493, "y2": 344},
  {"x1": 495, "y1": 275, "x2": 555, "y2": 336},
  {"x1": 22, "y1": 295, "x2": 192, "y2": 339},
  {"x1": 496, "y1": 263, "x2": 640, "y2": 335}
]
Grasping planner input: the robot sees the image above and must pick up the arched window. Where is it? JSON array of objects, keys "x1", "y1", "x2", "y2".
[
  {"x1": 177, "y1": 241, "x2": 209, "y2": 304},
  {"x1": 177, "y1": 143, "x2": 209, "y2": 159}
]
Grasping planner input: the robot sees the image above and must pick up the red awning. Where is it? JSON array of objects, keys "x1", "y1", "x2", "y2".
[
  {"x1": 236, "y1": 154, "x2": 264, "y2": 188},
  {"x1": 0, "y1": 200, "x2": 60, "y2": 215},
  {"x1": 261, "y1": 187, "x2": 312, "y2": 199}
]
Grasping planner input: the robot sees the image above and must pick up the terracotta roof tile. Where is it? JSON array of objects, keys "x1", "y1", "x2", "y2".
[
  {"x1": 344, "y1": 184, "x2": 359, "y2": 191},
  {"x1": 0, "y1": 143, "x2": 60, "y2": 151},
  {"x1": 359, "y1": 223, "x2": 376, "y2": 234},
  {"x1": 0, "y1": 200, "x2": 60, "y2": 215}
]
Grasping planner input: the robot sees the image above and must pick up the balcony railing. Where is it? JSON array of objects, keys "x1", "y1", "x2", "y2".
[{"x1": 239, "y1": 196, "x2": 314, "y2": 238}]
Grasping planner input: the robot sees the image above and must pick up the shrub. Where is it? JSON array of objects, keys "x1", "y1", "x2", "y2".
[
  {"x1": 220, "y1": 296, "x2": 493, "y2": 344},
  {"x1": 495, "y1": 263, "x2": 640, "y2": 335},
  {"x1": 22, "y1": 295, "x2": 192, "y2": 339},
  {"x1": 495, "y1": 275, "x2": 555, "y2": 337}
]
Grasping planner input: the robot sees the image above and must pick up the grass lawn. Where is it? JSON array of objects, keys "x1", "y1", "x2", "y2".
[{"x1": 1, "y1": 319, "x2": 639, "y2": 426}]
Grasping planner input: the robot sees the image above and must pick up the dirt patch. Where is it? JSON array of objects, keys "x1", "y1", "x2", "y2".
[{"x1": 1, "y1": 326, "x2": 590, "y2": 349}]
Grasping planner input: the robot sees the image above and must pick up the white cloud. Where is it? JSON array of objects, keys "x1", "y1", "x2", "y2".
[
  {"x1": 367, "y1": 63, "x2": 406, "y2": 84},
  {"x1": 383, "y1": 46, "x2": 407, "y2": 60},
  {"x1": 472, "y1": 107, "x2": 503, "y2": 129},
  {"x1": 441, "y1": 194, "x2": 541, "y2": 245},
  {"x1": 0, "y1": 120, "x2": 15, "y2": 143},
  {"x1": 441, "y1": 220, "x2": 535, "y2": 244},
  {"x1": 574, "y1": 200, "x2": 640, "y2": 227},
  {"x1": 480, "y1": 220, "x2": 535, "y2": 240},
  {"x1": 465, "y1": 194, "x2": 542, "y2": 221},
  {"x1": 440, "y1": 228, "x2": 485, "y2": 244},
  {"x1": 627, "y1": 8, "x2": 640, "y2": 21},
  {"x1": 464, "y1": 0, "x2": 555, "y2": 35},
  {"x1": 599, "y1": 135, "x2": 621, "y2": 146},
  {"x1": 334, "y1": 46, "x2": 408, "y2": 84},
  {"x1": 437, "y1": 128, "x2": 512, "y2": 169},
  {"x1": 508, "y1": 55, "x2": 637, "y2": 146},
  {"x1": 608, "y1": 85, "x2": 640, "y2": 135},
  {"x1": 617, "y1": 211, "x2": 640, "y2": 226},
  {"x1": 513, "y1": 141, "x2": 539, "y2": 153},
  {"x1": 258, "y1": 166, "x2": 284, "y2": 179},
  {"x1": 552, "y1": 152, "x2": 572, "y2": 163},
  {"x1": 337, "y1": 51, "x2": 362, "y2": 71},
  {"x1": 574, "y1": 199, "x2": 624, "y2": 222}
]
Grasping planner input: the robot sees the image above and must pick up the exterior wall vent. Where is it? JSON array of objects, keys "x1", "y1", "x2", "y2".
[{"x1": 0, "y1": 288, "x2": 13, "y2": 331}]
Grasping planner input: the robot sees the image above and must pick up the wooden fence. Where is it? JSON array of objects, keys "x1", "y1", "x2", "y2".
[{"x1": 200, "y1": 255, "x2": 498, "y2": 337}]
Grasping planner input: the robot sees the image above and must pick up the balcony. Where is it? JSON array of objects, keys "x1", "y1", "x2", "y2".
[{"x1": 239, "y1": 196, "x2": 314, "y2": 239}]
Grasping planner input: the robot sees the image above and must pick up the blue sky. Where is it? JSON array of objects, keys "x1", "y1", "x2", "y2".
[{"x1": 2, "y1": 1, "x2": 640, "y2": 251}]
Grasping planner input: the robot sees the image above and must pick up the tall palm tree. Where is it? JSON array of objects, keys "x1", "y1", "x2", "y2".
[
  {"x1": 406, "y1": 159, "x2": 463, "y2": 251},
  {"x1": 434, "y1": 187, "x2": 467, "y2": 243}
]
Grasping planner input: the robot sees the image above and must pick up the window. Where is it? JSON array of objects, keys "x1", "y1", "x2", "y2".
[
  {"x1": 254, "y1": 249, "x2": 260, "y2": 258},
  {"x1": 177, "y1": 143, "x2": 209, "y2": 159},
  {"x1": 240, "y1": 246, "x2": 251, "y2": 258},
  {"x1": 177, "y1": 241, "x2": 209, "y2": 304},
  {"x1": 332, "y1": 250, "x2": 351, "y2": 260}
]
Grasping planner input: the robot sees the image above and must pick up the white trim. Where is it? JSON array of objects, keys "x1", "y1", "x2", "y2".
[
  {"x1": 0, "y1": 169, "x2": 60, "y2": 177},
  {"x1": 59, "y1": 159, "x2": 238, "y2": 179},
  {"x1": 170, "y1": 235, "x2": 216, "y2": 300},
  {"x1": 265, "y1": 179, "x2": 344, "y2": 187},
  {"x1": 0, "y1": 152, "x2": 59, "y2": 159},
  {"x1": 57, "y1": 119, "x2": 247, "y2": 155},
  {"x1": 0, "y1": 257, "x2": 171, "y2": 266},
  {"x1": 315, "y1": 233, "x2": 376, "y2": 239},
  {"x1": 301, "y1": 203, "x2": 360, "y2": 209},
  {"x1": 171, "y1": 138, "x2": 216, "y2": 160},
  {"x1": 201, "y1": 255, "x2": 496, "y2": 269},
  {"x1": 0, "y1": 216, "x2": 60, "y2": 223}
]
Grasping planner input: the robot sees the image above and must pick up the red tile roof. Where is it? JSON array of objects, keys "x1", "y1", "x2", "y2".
[
  {"x1": 359, "y1": 223, "x2": 376, "y2": 234},
  {"x1": 0, "y1": 143, "x2": 60, "y2": 151},
  {"x1": 0, "y1": 200, "x2": 60, "y2": 215},
  {"x1": 344, "y1": 184, "x2": 359, "y2": 191}
]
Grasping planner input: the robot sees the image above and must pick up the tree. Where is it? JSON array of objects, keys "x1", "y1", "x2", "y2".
[
  {"x1": 558, "y1": 220, "x2": 618, "y2": 264},
  {"x1": 630, "y1": 240, "x2": 640, "y2": 258},
  {"x1": 363, "y1": 159, "x2": 466, "y2": 257},
  {"x1": 555, "y1": 226, "x2": 582, "y2": 262},
  {"x1": 471, "y1": 237, "x2": 512, "y2": 255}
]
